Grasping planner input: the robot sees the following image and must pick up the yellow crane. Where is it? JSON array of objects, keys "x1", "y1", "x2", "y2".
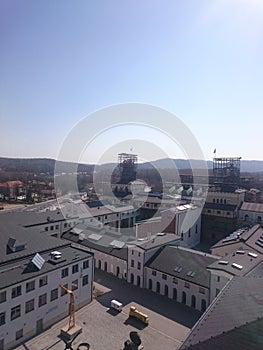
[{"x1": 60, "y1": 284, "x2": 75, "y2": 331}]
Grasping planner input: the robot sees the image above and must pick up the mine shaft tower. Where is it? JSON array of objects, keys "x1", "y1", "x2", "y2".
[
  {"x1": 212, "y1": 157, "x2": 241, "y2": 189},
  {"x1": 118, "y1": 153, "x2": 138, "y2": 184}
]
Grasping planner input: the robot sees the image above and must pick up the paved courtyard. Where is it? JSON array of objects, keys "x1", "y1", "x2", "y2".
[{"x1": 16, "y1": 270, "x2": 201, "y2": 350}]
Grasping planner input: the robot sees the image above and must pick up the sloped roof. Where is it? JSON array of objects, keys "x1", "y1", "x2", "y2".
[
  {"x1": 182, "y1": 317, "x2": 263, "y2": 350},
  {"x1": 240, "y1": 202, "x2": 263, "y2": 213},
  {"x1": 146, "y1": 246, "x2": 218, "y2": 288},
  {"x1": 181, "y1": 277, "x2": 263, "y2": 349}
]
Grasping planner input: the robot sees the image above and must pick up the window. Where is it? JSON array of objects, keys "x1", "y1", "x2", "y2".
[
  {"x1": 131, "y1": 260, "x2": 134, "y2": 268},
  {"x1": 216, "y1": 288, "x2": 220, "y2": 297},
  {"x1": 55, "y1": 224, "x2": 59, "y2": 230},
  {"x1": 217, "y1": 276, "x2": 220, "y2": 282},
  {"x1": 25, "y1": 299, "x2": 34, "y2": 313},
  {"x1": 207, "y1": 210, "x2": 211, "y2": 213},
  {"x1": 50, "y1": 288, "x2": 58, "y2": 301},
  {"x1": 38, "y1": 294, "x2": 47, "y2": 307},
  {"x1": 45, "y1": 226, "x2": 48, "y2": 231},
  {"x1": 188, "y1": 229, "x2": 191, "y2": 238},
  {"x1": 137, "y1": 262, "x2": 141, "y2": 270},
  {"x1": 83, "y1": 260, "x2": 89, "y2": 269},
  {"x1": 61, "y1": 284, "x2": 68, "y2": 296},
  {"x1": 162, "y1": 274, "x2": 167, "y2": 280},
  {"x1": 173, "y1": 277, "x2": 178, "y2": 284},
  {"x1": 16, "y1": 329, "x2": 23, "y2": 340},
  {"x1": 11, "y1": 305, "x2": 21, "y2": 320},
  {"x1": 152, "y1": 270, "x2": 156, "y2": 276},
  {"x1": 72, "y1": 264, "x2": 79, "y2": 274},
  {"x1": 195, "y1": 224, "x2": 198, "y2": 234},
  {"x1": 138, "y1": 252, "x2": 141, "y2": 257},
  {"x1": 82, "y1": 275, "x2": 89, "y2": 286},
  {"x1": 61, "y1": 268, "x2": 69, "y2": 278},
  {"x1": 72, "y1": 280, "x2": 78, "y2": 291},
  {"x1": 0, "y1": 312, "x2": 5, "y2": 326},
  {"x1": 50, "y1": 226, "x2": 54, "y2": 231},
  {"x1": 131, "y1": 250, "x2": 134, "y2": 255},
  {"x1": 217, "y1": 210, "x2": 221, "y2": 214},
  {"x1": 11, "y1": 286, "x2": 22, "y2": 299},
  {"x1": 199, "y1": 287, "x2": 205, "y2": 294},
  {"x1": 185, "y1": 282, "x2": 190, "y2": 288},
  {"x1": 26, "y1": 281, "x2": 35, "y2": 293},
  {"x1": 39, "y1": 276, "x2": 48, "y2": 287},
  {"x1": 0, "y1": 291, "x2": 6, "y2": 304},
  {"x1": 64, "y1": 223, "x2": 68, "y2": 228},
  {"x1": 227, "y1": 212, "x2": 230, "y2": 215}
]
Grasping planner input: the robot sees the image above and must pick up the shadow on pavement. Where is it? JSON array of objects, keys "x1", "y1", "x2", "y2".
[{"x1": 94, "y1": 269, "x2": 201, "y2": 328}]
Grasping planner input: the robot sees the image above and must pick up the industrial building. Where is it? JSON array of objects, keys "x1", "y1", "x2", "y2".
[{"x1": 0, "y1": 216, "x2": 94, "y2": 350}]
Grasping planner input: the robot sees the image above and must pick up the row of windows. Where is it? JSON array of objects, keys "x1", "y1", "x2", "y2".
[
  {"x1": 213, "y1": 198, "x2": 227, "y2": 204},
  {"x1": 147, "y1": 280, "x2": 207, "y2": 311},
  {"x1": 0, "y1": 260, "x2": 90, "y2": 304},
  {"x1": 207, "y1": 209, "x2": 231, "y2": 215},
  {"x1": 130, "y1": 260, "x2": 141, "y2": 270},
  {"x1": 151, "y1": 272, "x2": 206, "y2": 294},
  {"x1": 0, "y1": 276, "x2": 89, "y2": 326}
]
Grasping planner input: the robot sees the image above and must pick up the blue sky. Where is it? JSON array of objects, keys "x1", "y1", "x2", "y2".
[{"x1": 1, "y1": 0, "x2": 263, "y2": 163}]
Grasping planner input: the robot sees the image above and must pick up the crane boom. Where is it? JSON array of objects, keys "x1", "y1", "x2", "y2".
[{"x1": 60, "y1": 284, "x2": 75, "y2": 331}]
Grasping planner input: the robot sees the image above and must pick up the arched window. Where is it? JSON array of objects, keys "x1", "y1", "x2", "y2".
[
  {"x1": 98, "y1": 260, "x2": 101, "y2": 269},
  {"x1": 201, "y1": 299, "x2": 206, "y2": 312},
  {"x1": 137, "y1": 275, "x2": 141, "y2": 287},
  {"x1": 104, "y1": 261, "x2": 107, "y2": 272},
  {"x1": 257, "y1": 216, "x2": 262, "y2": 223},
  {"x1": 116, "y1": 266, "x2": 120, "y2": 277},
  {"x1": 191, "y1": 295, "x2": 196, "y2": 308},
  {"x1": 173, "y1": 288, "x2": 177, "y2": 300},
  {"x1": 156, "y1": 281, "x2": 160, "y2": 293},
  {"x1": 244, "y1": 214, "x2": 249, "y2": 222},
  {"x1": 148, "y1": 279, "x2": 153, "y2": 290},
  {"x1": 164, "y1": 285, "x2": 169, "y2": 296},
  {"x1": 130, "y1": 273, "x2": 134, "y2": 284},
  {"x1": 182, "y1": 291, "x2": 186, "y2": 304}
]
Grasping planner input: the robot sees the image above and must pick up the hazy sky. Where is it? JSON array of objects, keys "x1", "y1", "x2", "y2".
[{"x1": 1, "y1": 0, "x2": 263, "y2": 163}]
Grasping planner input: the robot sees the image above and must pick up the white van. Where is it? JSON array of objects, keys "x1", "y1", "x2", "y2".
[{"x1": 110, "y1": 299, "x2": 123, "y2": 312}]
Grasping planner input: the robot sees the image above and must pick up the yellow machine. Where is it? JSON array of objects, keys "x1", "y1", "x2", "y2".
[
  {"x1": 60, "y1": 284, "x2": 75, "y2": 331},
  {"x1": 129, "y1": 306, "x2": 149, "y2": 325}
]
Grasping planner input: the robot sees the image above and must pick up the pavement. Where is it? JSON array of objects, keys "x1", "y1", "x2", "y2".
[{"x1": 16, "y1": 269, "x2": 201, "y2": 350}]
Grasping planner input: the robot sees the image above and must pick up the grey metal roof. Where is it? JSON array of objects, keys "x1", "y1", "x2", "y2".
[
  {"x1": 212, "y1": 225, "x2": 263, "y2": 256},
  {"x1": 240, "y1": 201, "x2": 263, "y2": 213},
  {"x1": 0, "y1": 245, "x2": 93, "y2": 290},
  {"x1": 208, "y1": 249, "x2": 263, "y2": 277},
  {"x1": 181, "y1": 277, "x2": 263, "y2": 349},
  {"x1": 181, "y1": 317, "x2": 263, "y2": 350},
  {"x1": 63, "y1": 230, "x2": 129, "y2": 261},
  {"x1": 131, "y1": 233, "x2": 181, "y2": 251},
  {"x1": 203, "y1": 203, "x2": 237, "y2": 211},
  {"x1": 146, "y1": 246, "x2": 218, "y2": 288},
  {"x1": 0, "y1": 220, "x2": 69, "y2": 264}
]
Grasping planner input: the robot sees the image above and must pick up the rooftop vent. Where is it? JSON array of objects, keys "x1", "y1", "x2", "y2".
[
  {"x1": 232, "y1": 263, "x2": 243, "y2": 270},
  {"x1": 248, "y1": 252, "x2": 258, "y2": 258},
  {"x1": 174, "y1": 266, "x2": 182, "y2": 273},
  {"x1": 50, "y1": 251, "x2": 62, "y2": 259},
  {"x1": 236, "y1": 250, "x2": 245, "y2": 254},
  {"x1": 218, "y1": 260, "x2": 229, "y2": 265},
  {"x1": 187, "y1": 271, "x2": 196, "y2": 277},
  {"x1": 7, "y1": 238, "x2": 27, "y2": 253}
]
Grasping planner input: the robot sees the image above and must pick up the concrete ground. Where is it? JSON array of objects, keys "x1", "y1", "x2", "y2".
[{"x1": 16, "y1": 270, "x2": 201, "y2": 350}]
